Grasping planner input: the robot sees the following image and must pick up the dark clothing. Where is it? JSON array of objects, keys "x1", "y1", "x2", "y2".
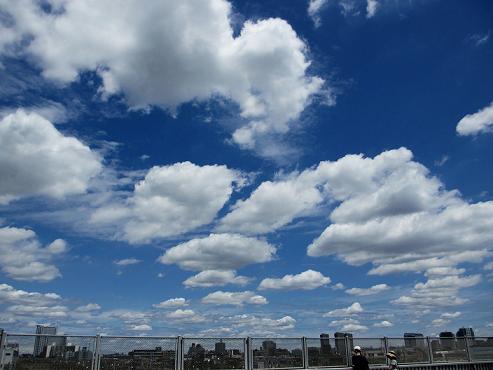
[{"x1": 352, "y1": 354, "x2": 370, "y2": 370}]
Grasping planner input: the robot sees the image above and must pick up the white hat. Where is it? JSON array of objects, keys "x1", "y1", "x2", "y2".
[{"x1": 354, "y1": 346, "x2": 361, "y2": 351}]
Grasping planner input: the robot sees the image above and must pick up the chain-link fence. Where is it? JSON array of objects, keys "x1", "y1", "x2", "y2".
[
  {"x1": 387, "y1": 337, "x2": 430, "y2": 364},
  {"x1": 305, "y1": 337, "x2": 347, "y2": 367},
  {"x1": 99, "y1": 336, "x2": 176, "y2": 370},
  {"x1": 182, "y1": 338, "x2": 246, "y2": 370},
  {"x1": 468, "y1": 338, "x2": 493, "y2": 362},
  {"x1": 1, "y1": 332, "x2": 493, "y2": 370},
  {"x1": 251, "y1": 338, "x2": 304, "y2": 369},
  {"x1": 430, "y1": 337, "x2": 469, "y2": 363},
  {"x1": 3, "y1": 334, "x2": 95, "y2": 370}
]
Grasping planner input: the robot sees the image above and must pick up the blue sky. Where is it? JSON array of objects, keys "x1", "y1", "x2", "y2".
[{"x1": 0, "y1": 0, "x2": 493, "y2": 338}]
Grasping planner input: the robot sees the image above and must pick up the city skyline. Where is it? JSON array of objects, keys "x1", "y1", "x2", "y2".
[{"x1": 0, "y1": 0, "x2": 492, "y2": 338}]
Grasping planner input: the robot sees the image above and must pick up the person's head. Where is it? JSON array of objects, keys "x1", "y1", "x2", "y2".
[
  {"x1": 386, "y1": 351, "x2": 397, "y2": 359},
  {"x1": 354, "y1": 346, "x2": 362, "y2": 354}
]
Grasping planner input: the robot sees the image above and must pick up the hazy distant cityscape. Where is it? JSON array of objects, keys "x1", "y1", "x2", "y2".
[{"x1": 1, "y1": 325, "x2": 492, "y2": 370}]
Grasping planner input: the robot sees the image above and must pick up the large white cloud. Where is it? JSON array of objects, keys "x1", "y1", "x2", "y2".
[
  {"x1": 219, "y1": 147, "x2": 461, "y2": 236},
  {"x1": 258, "y1": 270, "x2": 330, "y2": 290},
  {"x1": 159, "y1": 233, "x2": 276, "y2": 271},
  {"x1": 217, "y1": 167, "x2": 327, "y2": 234},
  {"x1": 304, "y1": 148, "x2": 493, "y2": 271},
  {"x1": 0, "y1": 109, "x2": 101, "y2": 204},
  {"x1": 0, "y1": 226, "x2": 67, "y2": 282},
  {"x1": 202, "y1": 291, "x2": 268, "y2": 306},
  {"x1": 456, "y1": 101, "x2": 493, "y2": 136},
  {"x1": 0, "y1": 0, "x2": 327, "y2": 156},
  {"x1": 91, "y1": 163, "x2": 242, "y2": 244}
]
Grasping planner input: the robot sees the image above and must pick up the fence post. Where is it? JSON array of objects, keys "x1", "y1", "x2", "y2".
[
  {"x1": 175, "y1": 336, "x2": 181, "y2": 370},
  {"x1": 302, "y1": 337, "x2": 308, "y2": 369},
  {"x1": 345, "y1": 336, "x2": 351, "y2": 367},
  {"x1": 244, "y1": 337, "x2": 250, "y2": 370},
  {"x1": 0, "y1": 329, "x2": 6, "y2": 370},
  {"x1": 246, "y1": 337, "x2": 253, "y2": 370},
  {"x1": 383, "y1": 337, "x2": 389, "y2": 366},
  {"x1": 91, "y1": 334, "x2": 101, "y2": 370},
  {"x1": 426, "y1": 337, "x2": 434, "y2": 364},
  {"x1": 464, "y1": 336, "x2": 472, "y2": 363}
]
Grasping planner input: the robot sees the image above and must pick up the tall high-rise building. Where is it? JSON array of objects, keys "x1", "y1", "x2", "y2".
[
  {"x1": 215, "y1": 340, "x2": 226, "y2": 355},
  {"x1": 320, "y1": 333, "x2": 331, "y2": 354},
  {"x1": 34, "y1": 325, "x2": 57, "y2": 357},
  {"x1": 334, "y1": 332, "x2": 353, "y2": 355},
  {"x1": 456, "y1": 328, "x2": 475, "y2": 338}
]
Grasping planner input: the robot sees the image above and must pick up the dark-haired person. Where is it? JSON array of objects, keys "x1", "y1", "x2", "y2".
[{"x1": 352, "y1": 346, "x2": 369, "y2": 370}]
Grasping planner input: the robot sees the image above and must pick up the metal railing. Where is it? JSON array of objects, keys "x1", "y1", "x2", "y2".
[{"x1": 0, "y1": 330, "x2": 492, "y2": 370}]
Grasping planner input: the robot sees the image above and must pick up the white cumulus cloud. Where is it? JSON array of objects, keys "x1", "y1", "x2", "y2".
[
  {"x1": 165, "y1": 309, "x2": 206, "y2": 323},
  {"x1": 323, "y1": 302, "x2": 363, "y2": 317},
  {"x1": 457, "y1": 101, "x2": 493, "y2": 136},
  {"x1": 152, "y1": 298, "x2": 189, "y2": 309},
  {"x1": 159, "y1": 233, "x2": 276, "y2": 271},
  {"x1": 0, "y1": 0, "x2": 327, "y2": 157},
  {"x1": 0, "y1": 109, "x2": 101, "y2": 204},
  {"x1": 202, "y1": 291, "x2": 268, "y2": 306},
  {"x1": 0, "y1": 226, "x2": 67, "y2": 282},
  {"x1": 258, "y1": 270, "x2": 330, "y2": 290},
  {"x1": 373, "y1": 320, "x2": 393, "y2": 328},
  {"x1": 183, "y1": 270, "x2": 251, "y2": 288},
  {"x1": 91, "y1": 163, "x2": 243, "y2": 244},
  {"x1": 345, "y1": 284, "x2": 390, "y2": 296}
]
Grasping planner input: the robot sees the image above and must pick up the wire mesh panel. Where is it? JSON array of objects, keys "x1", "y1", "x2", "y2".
[
  {"x1": 387, "y1": 337, "x2": 430, "y2": 364},
  {"x1": 305, "y1": 337, "x2": 347, "y2": 367},
  {"x1": 351, "y1": 338, "x2": 386, "y2": 365},
  {"x1": 4, "y1": 334, "x2": 95, "y2": 370},
  {"x1": 183, "y1": 338, "x2": 246, "y2": 370},
  {"x1": 429, "y1": 337, "x2": 468, "y2": 363},
  {"x1": 99, "y1": 336, "x2": 176, "y2": 370},
  {"x1": 468, "y1": 337, "x2": 493, "y2": 361},
  {"x1": 251, "y1": 338, "x2": 303, "y2": 369}
]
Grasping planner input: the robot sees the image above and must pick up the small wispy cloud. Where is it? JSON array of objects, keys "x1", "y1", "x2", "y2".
[
  {"x1": 114, "y1": 258, "x2": 142, "y2": 266},
  {"x1": 469, "y1": 31, "x2": 490, "y2": 47}
]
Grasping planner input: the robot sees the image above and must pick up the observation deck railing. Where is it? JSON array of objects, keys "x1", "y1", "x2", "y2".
[{"x1": 0, "y1": 330, "x2": 492, "y2": 370}]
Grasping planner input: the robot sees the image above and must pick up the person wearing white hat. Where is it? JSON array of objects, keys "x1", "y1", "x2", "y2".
[
  {"x1": 352, "y1": 346, "x2": 369, "y2": 370},
  {"x1": 386, "y1": 351, "x2": 398, "y2": 370}
]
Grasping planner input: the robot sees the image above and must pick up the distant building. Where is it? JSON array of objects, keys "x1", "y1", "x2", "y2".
[
  {"x1": 262, "y1": 340, "x2": 276, "y2": 356},
  {"x1": 215, "y1": 340, "x2": 226, "y2": 355},
  {"x1": 334, "y1": 332, "x2": 353, "y2": 355},
  {"x1": 129, "y1": 346, "x2": 166, "y2": 360},
  {"x1": 439, "y1": 332, "x2": 456, "y2": 350},
  {"x1": 2, "y1": 343, "x2": 19, "y2": 367},
  {"x1": 404, "y1": 333, "x2": 425, "y2": 347},
  {"x1": 457, "y1": 328, "x2": 475, "y2": 338},
  {"x1": 320, "y1": 333, "x2": 331, "y2": 354},
  {"x1": 34, "y1": 325, "x2": 57, "y2": 357},
  {"x1": 187, "y1": 343, "x2": 205, "y2": 358}
]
